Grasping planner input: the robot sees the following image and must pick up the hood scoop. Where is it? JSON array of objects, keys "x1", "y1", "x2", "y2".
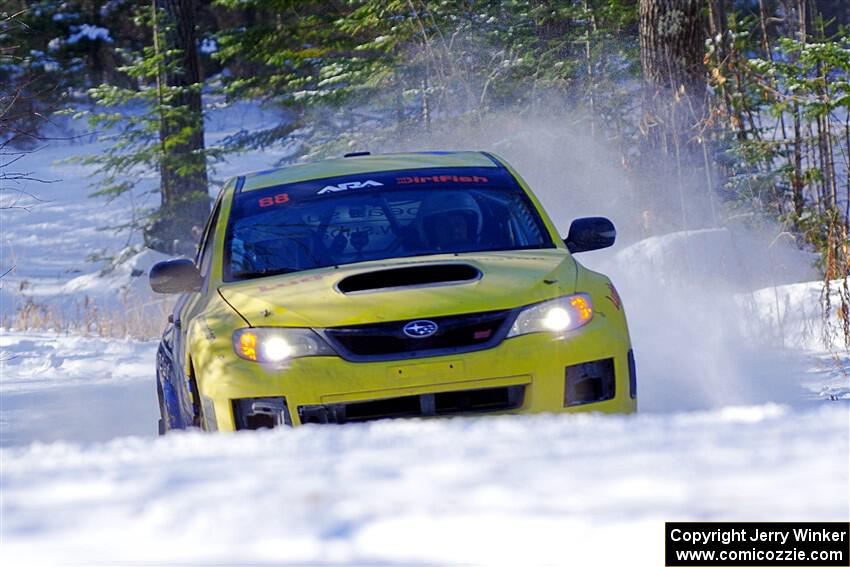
[{"x1": 337, "y1": 263, "x2": 481, "y2": 294}]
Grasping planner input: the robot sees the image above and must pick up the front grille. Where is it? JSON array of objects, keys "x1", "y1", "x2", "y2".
[
  {"x1": 298, "y1": 384, "x2": 526, "y2": 424},
  {"x1": 323, "y1": 309, "x2": 514, "y2": 361}
]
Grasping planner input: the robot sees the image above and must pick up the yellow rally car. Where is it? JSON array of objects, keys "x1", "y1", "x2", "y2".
[{"x1": 150, "y1": 151, "x2": 636, "y2": 433}]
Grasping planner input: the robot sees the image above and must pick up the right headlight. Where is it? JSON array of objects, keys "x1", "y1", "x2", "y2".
[
  {"x1": 233, "y1": 327, "x2": 336, "y2": 364},
  {"x1": 507, "y1": 293, "x2": 594, "y2": 337}
]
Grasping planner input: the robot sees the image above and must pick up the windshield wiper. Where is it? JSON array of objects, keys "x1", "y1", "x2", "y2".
[{"x1": 232, "y1": 267, "x2": 302, "y2": 280}]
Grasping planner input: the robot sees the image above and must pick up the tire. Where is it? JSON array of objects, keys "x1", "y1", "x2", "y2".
[
  {"x1": 156, "y1": 376, "x2": 169, "y2": 436},
  {"x1": 187, "y1": 362, "x2": 204, "y2": 429}
]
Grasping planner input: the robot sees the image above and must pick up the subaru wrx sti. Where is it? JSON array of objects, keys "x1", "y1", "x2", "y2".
[{"x1": 151, "y1": 151, "x2": 636, "y2": 432}]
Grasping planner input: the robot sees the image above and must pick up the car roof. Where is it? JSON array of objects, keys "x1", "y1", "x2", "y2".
[{"x1": 237, "y1": 151, "x2": 500, "y2": 192}]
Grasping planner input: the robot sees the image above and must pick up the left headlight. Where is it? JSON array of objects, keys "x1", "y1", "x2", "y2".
[
  {"x1": 507, "y1": 293, "x2": 594, "y2": 338},
  {"x1": 233, "y1": 327, "x2": 336, "y2": 363}
]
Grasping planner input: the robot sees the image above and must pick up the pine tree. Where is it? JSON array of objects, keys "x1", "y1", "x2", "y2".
[
  {"x1": 147, "y1": 0, "x2": 210, "y2": 254},
  {"x1": 79, "y1": 0, "x2": 214, "y2": 255}
]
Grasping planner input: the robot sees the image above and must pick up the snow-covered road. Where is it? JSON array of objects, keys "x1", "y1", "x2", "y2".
[{"x1": 2, "y1": 399, "x2": 847, "y2": 565}]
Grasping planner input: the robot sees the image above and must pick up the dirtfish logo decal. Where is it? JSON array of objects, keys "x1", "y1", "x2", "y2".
[{"x1": 318, "y1": 180, "x2": 383, "y2": 194}]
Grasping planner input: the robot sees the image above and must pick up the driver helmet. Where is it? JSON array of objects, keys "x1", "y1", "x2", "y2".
[{"x1": 417, "y1": 191, "x2": 483, "y2": 249}]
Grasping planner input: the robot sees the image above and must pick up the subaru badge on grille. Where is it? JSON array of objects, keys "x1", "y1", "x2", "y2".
[{"x1": 403, "y1": 320, "x2": 438, "y2": 338}]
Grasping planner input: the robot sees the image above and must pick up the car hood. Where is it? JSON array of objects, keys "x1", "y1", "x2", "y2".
[{"x1": 218, "y1": 250, "x2": 577, "y2": 328}]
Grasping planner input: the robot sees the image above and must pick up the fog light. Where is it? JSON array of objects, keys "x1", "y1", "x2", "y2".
[
  {"x1": 233, "y1": 397, "x2": 292, "y2": 430},
  {"x1": 564, "y1": 358, "x2": 615, "y2": 407}
]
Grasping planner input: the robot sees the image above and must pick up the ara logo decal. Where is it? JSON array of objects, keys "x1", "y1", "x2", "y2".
[
  {"x1": 606, "y1": 282, "x2": 622, "y2": 311},
  {"x1": 403, "y1": 320, "x2": 439, "y2": 338},
  {"x1": 318, "y1": 180, "x2": 383, "y2": 194}
]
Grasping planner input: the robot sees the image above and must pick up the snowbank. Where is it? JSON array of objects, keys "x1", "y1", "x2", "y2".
[
  {"x1": 601, "y1": 227, "x2": 817, "y2": 291},
  {"x1": 746, "y1": 279, "x2": 846, "y2": 351},
  {"x1": 0, "y1": 332, "x2": 159, "y2": 446}
]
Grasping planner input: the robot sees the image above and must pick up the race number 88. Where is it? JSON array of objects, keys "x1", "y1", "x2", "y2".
[{"x1": 259, "y1": 193, "x2": 290, "y2": 207}]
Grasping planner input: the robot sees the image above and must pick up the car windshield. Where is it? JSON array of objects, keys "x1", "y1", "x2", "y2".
[{"x1": 223, "y1": 167, "x2": 554, "y2": 281}]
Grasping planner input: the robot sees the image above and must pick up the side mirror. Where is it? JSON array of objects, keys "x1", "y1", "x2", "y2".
[
  {"x1": 150, "y1": 259, "x2": 202, "y2": 294},
  {"x1": 564, "y1": 217, "x2": 616, "y2": 253}
]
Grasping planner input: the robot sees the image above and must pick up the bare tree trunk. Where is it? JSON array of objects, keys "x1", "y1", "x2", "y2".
[
  {"x1": 147, "y1": 0, "x2": 210, "y2": 256},
  {"x1": 640, "y1": 0, "x2": 705, "y2": 98},
  {"x1": 792, "y1": 106, "x2": 805, "y2": 216},
  {"x1": 583, "y1": 0, "x2": 597, "y2": 140},
  {"x1": 638, "y1": 0, "x2": 707, "y2": 229}
]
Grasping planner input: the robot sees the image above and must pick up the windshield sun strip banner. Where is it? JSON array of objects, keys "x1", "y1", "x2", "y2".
[{"x1": 231, "y1": 167, "x2": 516, "y2": 218}]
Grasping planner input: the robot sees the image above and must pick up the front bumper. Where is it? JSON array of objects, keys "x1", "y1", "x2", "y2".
[{"x1": 197, "y1": 317, "x2": 636, "y2": 430}]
